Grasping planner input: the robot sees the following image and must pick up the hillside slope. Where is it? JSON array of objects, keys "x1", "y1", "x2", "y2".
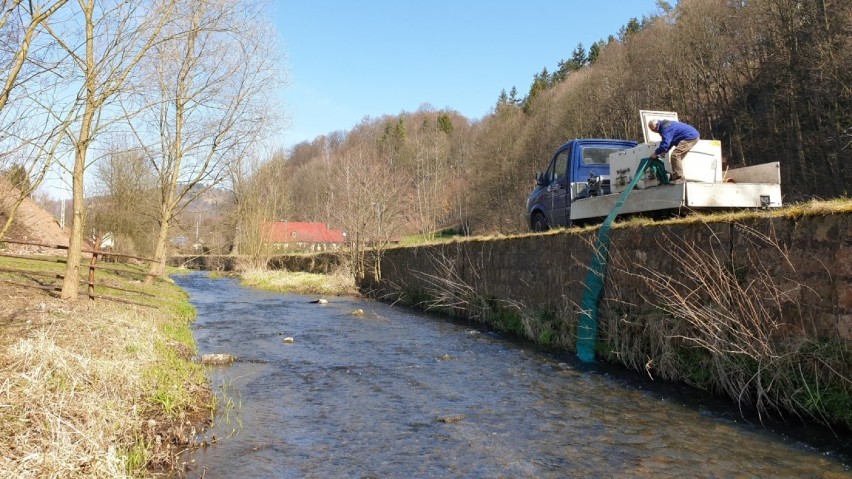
[{"x1": 0, "y1": 178, "x2": 69, "y2": 254}]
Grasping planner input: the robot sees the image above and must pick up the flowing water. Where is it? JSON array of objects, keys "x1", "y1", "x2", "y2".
[{"x1": 174, "y1": 272, "x2": 850, "y2": 478}]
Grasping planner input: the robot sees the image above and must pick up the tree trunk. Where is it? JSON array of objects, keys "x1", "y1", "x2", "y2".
[
  {"x1": 60, "y1": 147, "x2": 87, "y2": 300},
  {"x1": 145, "y1": 207, "x2": 171, "y2": 284}
]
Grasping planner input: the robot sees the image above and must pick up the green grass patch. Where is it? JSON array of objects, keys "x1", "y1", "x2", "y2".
[
  {"x1": 676, "y1": 347, "x2": 714, "y2": 387},
  {"x1": 144, "y1": 300, "x2": 204, "y2": 417},
  {"x1": 790, "y1": 340, "x2": 852, "y2": 426},
  {"x1": 170, "y1": 300, "x2": 196, "y2": 321},
  {"x1": 166, "y1": 265, "x2": 192, "y2": 276},
  {"x1": 485, "y1": 304, "x2": 525, "y2": 336},
  {"x1": 0, "y1": 254, "x2": 66, "y2": 275},
  {"x1": 0, "y1": 252, "x2": 194, "y2": 311},
  {"x1": 121, "y1": 437, "x2": 149, "y2": 476},
  {"x1": 162, "y1": 318, "x2": 196, "y2": 348},
  {"x1": 403, "y1": 288, "x2": 433, "y2": 308},
  {"x1": 537, "y1": 328, "x2": 554, "y2": 346},
  {"x1": 145, "y1": 339, "x2": 205, "y2": 417}
]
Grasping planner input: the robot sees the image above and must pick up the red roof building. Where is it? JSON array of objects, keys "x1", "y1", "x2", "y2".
[{"x1": 262, "y1": 222, "x2": 346, "y2": 251}]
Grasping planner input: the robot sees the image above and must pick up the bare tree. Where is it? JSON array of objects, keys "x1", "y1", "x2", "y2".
[
  {"x1": 228, "y1": 149, "x2": 290, "y2": 268},
  {"x1": 46, "y1": 0, "x2": 177, "y2": 300},
  {"x1": 133, "y1": 0, "x2": 284, "y2": 282},
  {"x1": 89, "y1": 145, "x2": 158, "y2": 256},
  {"x1": 330, "y1": 137, "x2": 406, "y2": 280},
  {"x1": 410, "y1": 110, "x2": 453, "y2": 240},
  {"x1": 465, "y1": 106, "x2": 526, "y2": 233},
  {"x1": 0, "y1": 0, "x2": 69, "y2": 239},
  {"x1": 287, "y1": 135, "x2": 341, "y2": 223},
  {"x1": 0, "y1": 0, "x2": 68, "y2": 112}
]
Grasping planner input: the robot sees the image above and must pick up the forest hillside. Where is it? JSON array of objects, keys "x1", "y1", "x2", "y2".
[{"x1": 257, "y1": 0, "x2": 849, "y2": 240}]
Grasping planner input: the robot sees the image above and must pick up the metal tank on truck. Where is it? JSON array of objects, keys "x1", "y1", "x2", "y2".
[{"x1": 525, "y1": 110, "x2": 783, "y2": 231}]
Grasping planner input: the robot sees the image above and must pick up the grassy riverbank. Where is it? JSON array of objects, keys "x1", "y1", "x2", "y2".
[
  {"x1": 239, "y1": 268, "x2": 357, "y2": 296},
  {"x1": 0, "y1": 258, "x2": 211, "y2": 477}
]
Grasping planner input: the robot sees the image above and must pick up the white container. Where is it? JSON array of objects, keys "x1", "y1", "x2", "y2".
[
  {"x1": 608, "y1": 139, "x2": 722, "y2": 194},
  {"x1": 609, "y1": 143, "x2": 667, "y2": 193},
  {"x1": 680, "y1": 139, "x2": 722, "y2": 183}
]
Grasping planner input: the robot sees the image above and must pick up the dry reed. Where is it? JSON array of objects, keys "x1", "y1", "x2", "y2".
[{"x1": 603, "y1": 221, "x2": 851, "y2": 426}]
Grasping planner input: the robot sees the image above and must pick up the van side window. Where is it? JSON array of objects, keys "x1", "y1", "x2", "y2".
[{"x1": 552, "y1": 151, "x2": 569, "y2": 182}]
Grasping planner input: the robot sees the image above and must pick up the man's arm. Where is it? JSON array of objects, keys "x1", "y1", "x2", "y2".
[{"x1": 654, "y1": 126, "x2": 672, "y2": 157}]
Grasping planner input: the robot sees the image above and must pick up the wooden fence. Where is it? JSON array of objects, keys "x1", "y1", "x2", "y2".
[{"x1": 0, "y1": 239, "x2": 161, "y2": 308}]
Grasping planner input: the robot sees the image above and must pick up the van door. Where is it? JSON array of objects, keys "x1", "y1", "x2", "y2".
[{"x1": 548, "y1": 149, "x2": 571, "y2": 227}]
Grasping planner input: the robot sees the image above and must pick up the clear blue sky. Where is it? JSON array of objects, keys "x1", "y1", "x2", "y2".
[
  {"x1": 272, "y1": 1, "x2": 663, "y2": 148},
  {"x1": 41, "y1": 1, "x2": 663, "y2": 200}
]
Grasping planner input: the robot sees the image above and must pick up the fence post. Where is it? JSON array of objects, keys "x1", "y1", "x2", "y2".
[{"x1": 88, "y1": 235, "x2": 101, "y2": 301}]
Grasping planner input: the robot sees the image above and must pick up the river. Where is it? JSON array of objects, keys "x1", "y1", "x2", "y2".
[{"x1": 174, "y1": 272, "x2": 850, "y2": 478}]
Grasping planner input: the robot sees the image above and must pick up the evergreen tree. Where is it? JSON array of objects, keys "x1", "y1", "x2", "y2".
[
  {"x1": 588, "y1": 40, "x2": 603, "y2": 65},
  {"x1": 496, "y1": 89, "x2": 509, "y2": 109},
  {"x1": 553, "y1": 43, "x2": 589, "y2": 84},
  {"x1": 438, "y1": 113, "x2": 453, "y2": 135},
  {"x1": 553, "y1": 60, "x2": 569, "y2": 83},
  {"x1": 570, "y1": 43, "x2": 588, "y2": 69},
  {"x1": 618, "y1": 17, "x2": 641, "y2": 42},
  {"x1": 509, "y1": 86, "x2": 519, "y2": 105},
  {"x1": 496, "y1": 87, "x2": 522, "y2": 111},
  {"x1": 523, "y1": 68, "x2": 550, "y2": 112}
]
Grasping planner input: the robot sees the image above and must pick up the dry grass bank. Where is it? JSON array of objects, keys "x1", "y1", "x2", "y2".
[
  {"x1": 239, "y1": 268, "x2": 357, "y2": 297},
  {"x1": 0, "y1": 260, "x2": 211, "y2": 478}
]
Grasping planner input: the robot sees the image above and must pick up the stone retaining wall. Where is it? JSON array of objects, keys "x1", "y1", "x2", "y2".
[{"x1": 360, "y1": 214, "x2": 850, "y2": 344}]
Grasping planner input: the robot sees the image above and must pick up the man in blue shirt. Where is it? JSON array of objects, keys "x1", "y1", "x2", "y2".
[{"x1": 648, "y1": 119, "x2": 700, "y2": 184}]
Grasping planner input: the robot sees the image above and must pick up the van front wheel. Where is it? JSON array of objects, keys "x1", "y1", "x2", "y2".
[{"x1": 531, "y1": 212, "x2": 549, "y2": 232}]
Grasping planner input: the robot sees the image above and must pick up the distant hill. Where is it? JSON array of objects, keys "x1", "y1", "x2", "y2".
[{"x1": 0, "y1": 177, "x2": 69, "y2": 254}]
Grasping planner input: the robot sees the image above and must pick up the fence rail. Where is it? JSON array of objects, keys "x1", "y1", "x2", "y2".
[{"x1": 0, "y1": 238, "x2": 161, "y2": 307}]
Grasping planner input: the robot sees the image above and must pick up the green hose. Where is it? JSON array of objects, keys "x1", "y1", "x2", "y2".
[
  {"x1": 576, "y1": 157, "x2": 660, "y2": 363},
  {"x1": 648, "y1": 158, "x2": 670, "y2": 185}
]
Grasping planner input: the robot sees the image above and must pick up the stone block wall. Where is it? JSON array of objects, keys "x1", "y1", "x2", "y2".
[{"x1": 361, "y1": 213, "x2": 851, "y2": 346}]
